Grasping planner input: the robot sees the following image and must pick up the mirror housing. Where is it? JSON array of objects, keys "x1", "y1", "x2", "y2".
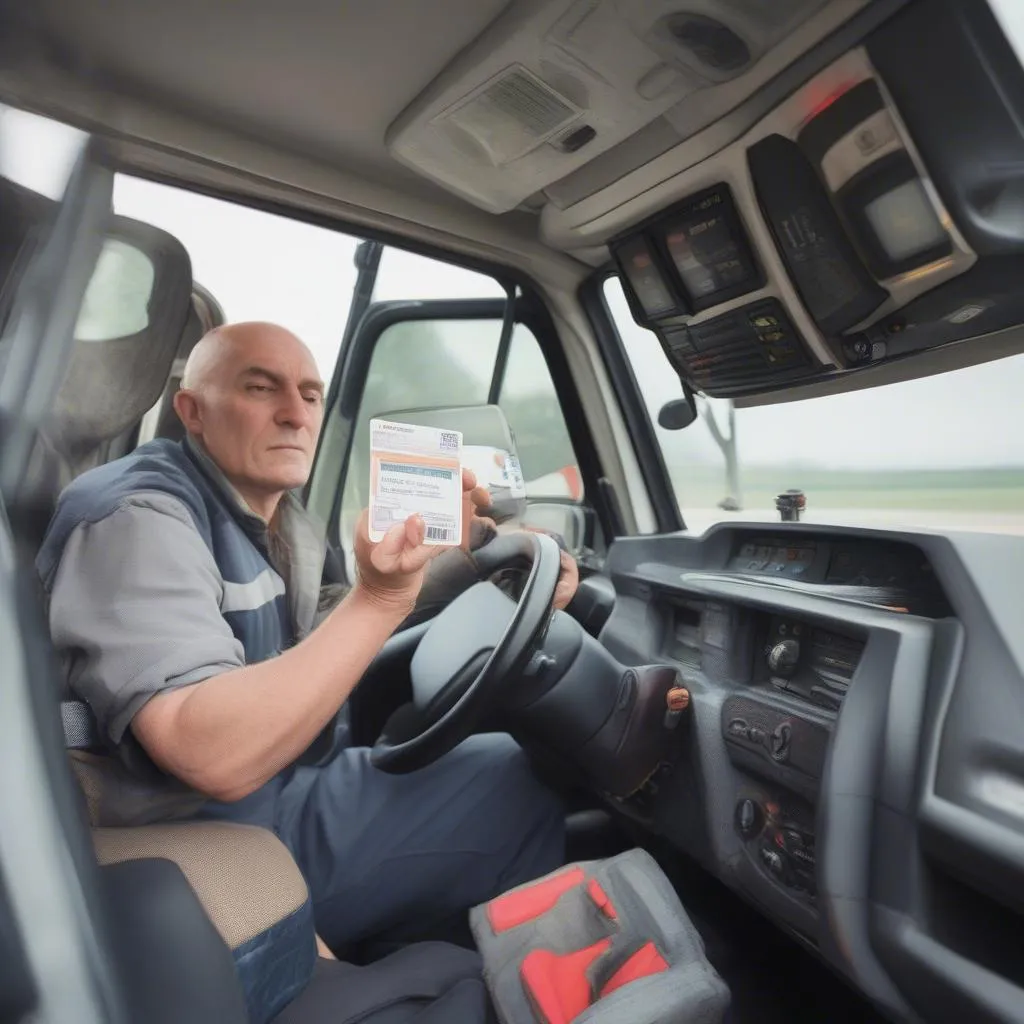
[
  {"x1": 520, "y1": 501, "x2": 587, "y2": 556},
  {"x1": 657, "y1": 391, "x2": 698, "y2": 431}
]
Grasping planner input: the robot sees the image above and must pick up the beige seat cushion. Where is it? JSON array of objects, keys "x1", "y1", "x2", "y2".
[{"x1": 92, "y1": 821, "x2": 309, "y2": 950}]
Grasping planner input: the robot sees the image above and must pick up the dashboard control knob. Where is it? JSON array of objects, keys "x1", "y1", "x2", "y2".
[
  {"x1": 760, "y1": 846, "x2": 784, "y2": 877},
  {"x1": 735, "y1": 798, "x2": 764, "y2": 839},
  {"x1": 768, "y1": 639, "x2": 801, "y2": 676},
  {"x1": 770, "y1": 722, "x2": 792, "y2": 761},
  {"x1": 776, "y1": 489, "x2": 806, "y2": 522}
]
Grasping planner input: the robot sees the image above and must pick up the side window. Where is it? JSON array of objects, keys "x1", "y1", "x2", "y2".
[
  {"x1": 332, "y1": 254, "x2": 584, "y2": 554},
  {"x1": 498, "y1": 325, "x2": 582, "y2": 501},
  {"x1": 338, "y1": 317, "x2": 503, "y2": 542}
]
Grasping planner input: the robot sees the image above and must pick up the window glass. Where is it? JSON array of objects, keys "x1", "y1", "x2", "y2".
[
  {"x1": 604, "y1": 275, "x2": 1024, "y2": 535},
  {"x1": 0, "y1": 105, "x2": 85, "y2": 201},
  {"x1": 499, "y1": 324, "x2": 582, "y2": 500},
  {"x1": 0, "y1": 105, "x2": 88, "y2": 416},
  {"x1": 336, "y1": 314, "x2": 584, "y2": 556},
  {"x1": 338, "y1": 317, "x2": 502, "y2": 546},
  {"x1": 374, "y1": 246, "x2": 505, "y2": 302}
]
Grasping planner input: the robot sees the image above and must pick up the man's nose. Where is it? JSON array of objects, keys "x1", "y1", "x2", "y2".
[{"x1": 275, "y1": 388, "x2": 314, "y2": 428}]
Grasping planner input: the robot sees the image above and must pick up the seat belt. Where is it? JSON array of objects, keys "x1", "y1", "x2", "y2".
[{"x1": 61, "y1": 698, "x2": 103, "y2": 750}]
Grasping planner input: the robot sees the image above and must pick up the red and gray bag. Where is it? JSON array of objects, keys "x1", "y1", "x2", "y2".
[{"x1": 470, "y1": 848, "x2": 730, "y2": 1024}]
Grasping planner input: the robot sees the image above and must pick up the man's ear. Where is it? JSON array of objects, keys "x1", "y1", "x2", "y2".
[{"x1": 172, "y1": 389, "x2": 204, "y2": 436}]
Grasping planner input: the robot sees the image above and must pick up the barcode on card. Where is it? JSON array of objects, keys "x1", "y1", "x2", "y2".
[
  {"x1": 425, "y1": 525, "x2": 456, "y2": 543},
  {"x1": 439, "y1": 431, "x2": 460, "y2": 452}
]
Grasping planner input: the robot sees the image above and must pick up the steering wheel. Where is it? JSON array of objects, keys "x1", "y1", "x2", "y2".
[{"x1": 370, "y1": 531, "x2": 562, "y2": 774}]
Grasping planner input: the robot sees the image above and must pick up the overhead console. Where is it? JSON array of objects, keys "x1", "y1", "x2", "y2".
[
  {"x1": 598, "y1": 0, "x2": 1024, "y2": 398},
  {"x1": 386, "y1": 0, "x2": 862, "y2": 215}
]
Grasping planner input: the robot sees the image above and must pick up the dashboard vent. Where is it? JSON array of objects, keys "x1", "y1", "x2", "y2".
[
  {"x1": 805, "y1": 629, "x2": 863, "y2": 712},
  {"x1": 770, "y1": 625, "x2": 864, "y2": 712},
  {"x1": 668, "y1": 600, "x2": 704, "y2": 669},
  {"x1": 661, "y1": 299, "x2": 819, "y2": 398}
]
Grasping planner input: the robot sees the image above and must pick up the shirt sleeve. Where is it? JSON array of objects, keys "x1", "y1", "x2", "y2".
[{"x1": 47, "y1": 493, "x2": 245, "y2": 745}]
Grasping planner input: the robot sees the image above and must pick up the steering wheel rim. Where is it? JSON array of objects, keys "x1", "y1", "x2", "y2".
[{"x1": 370, "y1": 531, "x2": 562, "y2": 773}]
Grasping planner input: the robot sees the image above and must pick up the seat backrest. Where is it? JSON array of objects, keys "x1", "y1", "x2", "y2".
[
  {"x1": 2, "y1": 177, "x2": 317, "y2": 1024},
  {"x1": 0, "y1": 176, "x2": 194, "y2": 510}
]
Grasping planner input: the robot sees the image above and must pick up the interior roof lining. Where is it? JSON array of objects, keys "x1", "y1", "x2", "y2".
[{"x1": 0, "y1": 56, "x2": 589, "y2": 292}]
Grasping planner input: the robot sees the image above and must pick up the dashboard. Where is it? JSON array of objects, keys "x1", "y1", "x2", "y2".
[{"x1": 588, "y1": 520, "x2": 1024, "y2": 1024}]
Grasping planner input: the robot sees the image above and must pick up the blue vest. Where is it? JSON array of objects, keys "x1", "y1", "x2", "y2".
[{"x1": 37, "y1": 438, "x2": 296, "y2": 662}]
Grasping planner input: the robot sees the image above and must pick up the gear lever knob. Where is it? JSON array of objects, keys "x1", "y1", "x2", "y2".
[{"x1": 663, "y1": 685, "x2": 691, "y2": 729}]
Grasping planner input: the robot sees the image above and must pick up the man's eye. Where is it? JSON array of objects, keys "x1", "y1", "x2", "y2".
[
  {"x1": 303, "y1": 392, "x2": 323, "y2": 404},
  {"x1": 247, "y1": 384, "x2": 272, "y2": 393}
]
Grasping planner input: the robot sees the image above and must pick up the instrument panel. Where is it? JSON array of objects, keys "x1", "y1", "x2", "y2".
[
  {"x1": 613, "y1": 183, "x2": 763, "y2": 321},
  {"x1": 725, "y1": 533, "x2": 951, "y2": 617}
]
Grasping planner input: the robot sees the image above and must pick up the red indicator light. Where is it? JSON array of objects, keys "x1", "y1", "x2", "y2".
[{"x1": 803, "y1": 81, "x2": 860, "y2": 124}]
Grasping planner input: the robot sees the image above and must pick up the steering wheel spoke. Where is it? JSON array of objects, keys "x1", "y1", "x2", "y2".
[{"x1": 370, "y1": 532, "x2": 562, "y2": 773}]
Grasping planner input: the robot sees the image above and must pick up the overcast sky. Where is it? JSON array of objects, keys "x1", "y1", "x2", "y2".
[{"x1": 4, "y1": 0, "x2": 1024, "y2": 474}]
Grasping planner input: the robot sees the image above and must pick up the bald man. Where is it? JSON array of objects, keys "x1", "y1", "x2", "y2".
[{"x1": 37, "y1": 322, "x2": 566, "y2": 958}]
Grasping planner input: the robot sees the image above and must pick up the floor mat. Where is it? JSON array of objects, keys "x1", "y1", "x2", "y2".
[{"x1": 649, "y1": 845, "x2": 891, "y2": 1024}]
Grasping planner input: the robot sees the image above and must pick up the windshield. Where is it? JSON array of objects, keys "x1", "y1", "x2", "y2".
[{"x1": 604, "y1": 277, "x2": 1024, "y2": 536}]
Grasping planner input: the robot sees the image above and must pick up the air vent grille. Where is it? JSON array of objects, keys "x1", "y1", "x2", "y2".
[
  {"x1": 483, "y1": 70, "x2": 575, "y2": 135},
  {"x1": 443, "y1": 66, "x2": 580, "y2": 165},
  {"x1": 804, "y1": 629, "x2": 863, "y2": 712},
  {"x1": 669, "y1": 600, "x2": 704, "y2": 669},
  {"x1": 768, "y1": 624, "x2": 864, "y2": 713}
]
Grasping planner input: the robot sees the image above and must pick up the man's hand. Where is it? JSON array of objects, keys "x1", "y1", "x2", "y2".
[
  {"x1": 519, "y1": 524, "x2": 580, "y2": 611},
  {"x1": 553, "y1": 549, "x2": 580, "y2": 611},
  {"x1": 354, "y1": 469, "x2": 486, "y2": 612},
  {"x1": 464, "y1": 478, "x2": 494, "y2": 547}
]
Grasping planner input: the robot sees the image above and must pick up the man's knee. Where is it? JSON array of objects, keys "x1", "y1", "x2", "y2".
[
  {"x1": 459, "y1": 734, "x2": 560, "y2": 811},
  {"x1": 457, "y1": 733, "x2": 565, "y2": 883}
]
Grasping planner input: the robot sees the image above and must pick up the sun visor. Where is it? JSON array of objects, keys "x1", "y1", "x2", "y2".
[{"x1": 386, "y1": 0, "x2": 835, "y2": 214}]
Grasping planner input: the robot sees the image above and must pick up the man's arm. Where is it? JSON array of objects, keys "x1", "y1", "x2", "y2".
[
  {"x1": 50, "y1": 497, "x2": 443, "y2": 804},
  {"x1": 133, "y1": 581, "x2": 410, "y2": 801}
]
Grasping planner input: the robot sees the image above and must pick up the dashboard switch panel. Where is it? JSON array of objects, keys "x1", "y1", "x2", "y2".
[
  {"x1": 722, "y1": 696, "x2": 830, "y2": 782},
  {"x1": 663, "y1": 298, "x2": 816, "y2": 396}
]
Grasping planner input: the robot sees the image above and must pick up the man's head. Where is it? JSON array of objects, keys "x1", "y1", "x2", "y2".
[{"x1": 174, "y1": 322, "x2": 325, "y2": 518}]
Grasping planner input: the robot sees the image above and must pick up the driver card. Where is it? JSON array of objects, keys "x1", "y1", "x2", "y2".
[{"x1": 368, "y1": 419, "x2": 463, "y2": 545}]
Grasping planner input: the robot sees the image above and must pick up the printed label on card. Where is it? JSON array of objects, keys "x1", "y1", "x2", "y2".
[{"x1": 369, "y1": 419, "x2": 463, "y2": 545}]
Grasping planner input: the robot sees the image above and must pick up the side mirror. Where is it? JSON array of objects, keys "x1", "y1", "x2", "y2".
[
  {"x1": 657, "y1": 395, "x2": 698, "y2": 431},
  {"x1": 520, "y1": 502, "x2": 587, "y2": 556}
]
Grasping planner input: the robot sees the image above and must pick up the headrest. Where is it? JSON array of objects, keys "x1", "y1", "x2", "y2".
[
  {"x1": 48, "y1": 209, "x2": 193, "y2": 471},
  {"x1": 0, "y1": 176, "x2": 193, "y2": 476}
]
